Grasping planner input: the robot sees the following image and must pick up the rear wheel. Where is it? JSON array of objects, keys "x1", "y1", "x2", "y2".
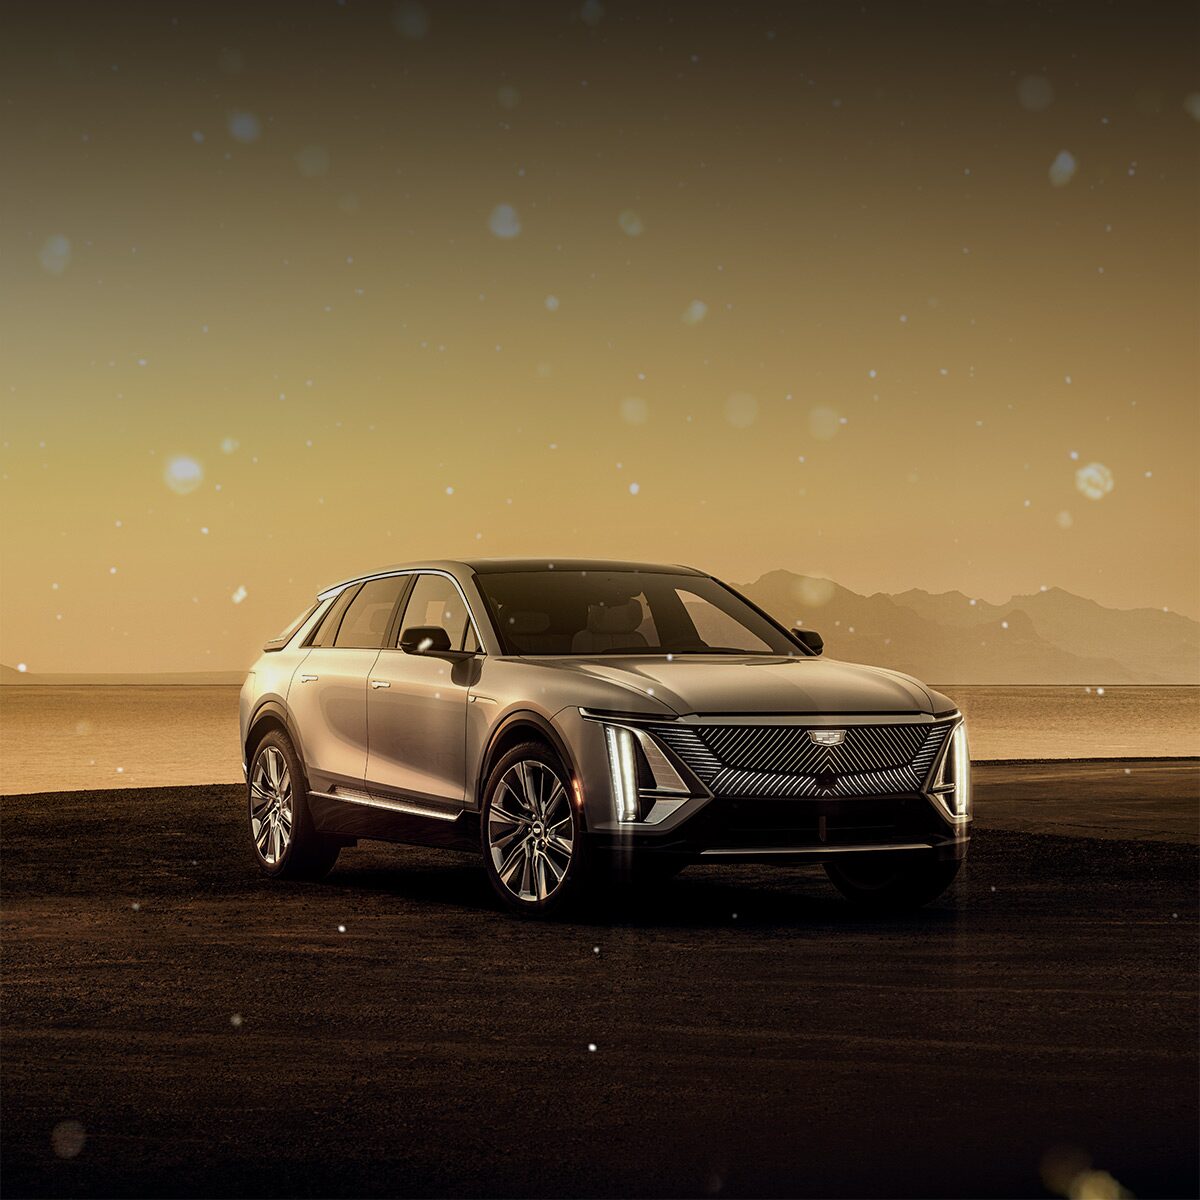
[
  {"x1": 481, "y1": 742, "x2": 589, "y2": 916},
  {"x1": 824, "y1": 852, "x2": 962, "y2": 910},
  {"x1": 248, "y1": 730, "x2": 340, "y2": 881}
]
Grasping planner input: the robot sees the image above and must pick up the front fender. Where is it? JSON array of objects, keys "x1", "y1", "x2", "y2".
[{"x1": 473, "y1": 708, "x2": 584, "y2": 815}]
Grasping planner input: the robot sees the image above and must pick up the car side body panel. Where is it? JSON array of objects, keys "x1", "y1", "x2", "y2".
[
  {"x1": 285, "y1": 646, "x2": 378, "y2": 793},
  {"x1": 364, "y1": 647, "x2": 475, "y2": 809}
]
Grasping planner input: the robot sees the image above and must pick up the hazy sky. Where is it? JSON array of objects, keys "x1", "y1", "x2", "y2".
[{"x1": 2, "y1": 0, "x2": 1197, "y2": 673}]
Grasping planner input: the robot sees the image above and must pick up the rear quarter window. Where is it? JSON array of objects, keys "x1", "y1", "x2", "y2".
[{"x1": 262, "y1": 601, "x2": 322, "y2": 652}]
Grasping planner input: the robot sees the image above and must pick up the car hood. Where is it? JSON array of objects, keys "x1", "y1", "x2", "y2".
[{"x1": 550, "y1": 654, "x2": 943, "y2": 716}]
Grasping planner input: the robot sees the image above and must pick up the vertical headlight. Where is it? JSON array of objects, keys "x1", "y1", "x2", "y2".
[
  {"x1": 950, "y1": 721, "x2": 971, "y2": 818},
  {"x1": 932, "y1": 720, "x2": 971, "y2": 822},
  {"x1": 604, "y1": 725, "x2": 640, "y2": 823}
]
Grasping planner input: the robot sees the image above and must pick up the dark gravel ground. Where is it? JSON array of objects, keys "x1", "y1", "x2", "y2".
[{"x1": 2, "y1": 776, "x2": 1197, "y2": 1199}]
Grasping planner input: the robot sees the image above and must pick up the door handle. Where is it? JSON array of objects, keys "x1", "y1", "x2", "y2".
[
  {"x1": 299, "y1": 674, "x2": 319, "y2": 683},
  {"x1": 370, "y1": 679, "x2": 391, "y2": 689}
]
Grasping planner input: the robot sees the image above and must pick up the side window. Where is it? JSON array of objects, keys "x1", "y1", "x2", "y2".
[
  {"x1": 333, "y1": 577, "x2": 407, "y2": 650},
  {"x1": 398, "y1": 574, "x2": 476, "y2": 652},
  {"x1": 309, "y1": 585, "x2": 359, "y2": 648}
]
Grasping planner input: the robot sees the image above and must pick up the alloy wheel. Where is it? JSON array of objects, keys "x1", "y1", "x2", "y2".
[
  {"x1": 487, "y1": 760, "x2": 574, "y2": 903},
  {"x1": 250, "y1": 745, "x2": 294, "y2": 865}
]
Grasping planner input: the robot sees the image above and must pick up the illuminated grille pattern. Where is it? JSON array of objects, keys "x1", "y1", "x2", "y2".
[{"x1": 654, "y1": 722, "x2": 951, "y2": 798}]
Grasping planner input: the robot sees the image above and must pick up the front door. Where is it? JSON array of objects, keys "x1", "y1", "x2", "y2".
[
  {"x1": 287, "y1": 576, "x2": 407, "y2": 794},
  {"x1": 364, "y1": 572, "x2": 479, "y2": 814}
]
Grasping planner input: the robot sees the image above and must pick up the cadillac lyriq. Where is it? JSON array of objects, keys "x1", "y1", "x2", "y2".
[{"x1": 239, "y1": 560, "x2": 970, "y2": 915}]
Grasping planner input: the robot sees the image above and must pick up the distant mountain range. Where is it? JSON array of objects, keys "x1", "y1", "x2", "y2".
[
  {"x1": 738, "y1": 572, "x2": 1200, "y2": 684},
  {"x1": 2, "y1": 573, "x2": 1198, "y2": 685}
]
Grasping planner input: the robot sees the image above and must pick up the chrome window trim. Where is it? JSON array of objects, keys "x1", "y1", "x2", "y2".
[
  {"x1": 317, "y1": 568, "x2": 486, "y2": 655},
  {"x1": 290, "y1": 595, "x2": 336, "y2": 647}
]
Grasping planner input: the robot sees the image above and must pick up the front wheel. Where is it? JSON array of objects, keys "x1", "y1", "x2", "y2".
[
  {"x1": 248, "y1": 730, "x2": 341, "y2": 881},
  {"x1": 481, "y1": 742, "x2": 589, "y2": 916},
  {"x1": 824, "y1": 852, "x2": 962, "y2": 910}
]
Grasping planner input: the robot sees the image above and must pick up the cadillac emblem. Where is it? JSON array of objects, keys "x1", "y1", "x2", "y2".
[{"x1": 809, "y1": 729, "x2": 846, "y2": 747}]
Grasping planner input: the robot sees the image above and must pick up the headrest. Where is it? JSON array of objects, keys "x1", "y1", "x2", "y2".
[
  {"x1": 367, "y1": 607, "x2": 389, "y2": 634},
  {"x1": 506, "y1": 610, "x2": 551, "y2": 634},
  {"x1": 586, "y1": 599, "x2": 642, "y2": 634}
]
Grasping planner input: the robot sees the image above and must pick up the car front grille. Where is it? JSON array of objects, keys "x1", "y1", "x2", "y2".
[{"x1": 653, "y1": 720, "x2": 951, "y2": 798}]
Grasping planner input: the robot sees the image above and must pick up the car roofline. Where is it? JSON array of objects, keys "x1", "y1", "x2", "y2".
[{"x1": 314, "y1": 558, "x2": 706, "y2": 598}]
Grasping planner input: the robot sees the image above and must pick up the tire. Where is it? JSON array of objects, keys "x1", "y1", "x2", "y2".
[
  {"x1": 824, "y1": 851, "x2": 962, "y2": 910},
  {"x1": 481, "y1": 741, "x2": 590, "y2": 917},
  {"x1": 247, "y1": 729, "x2": 341, "y2": 881}
]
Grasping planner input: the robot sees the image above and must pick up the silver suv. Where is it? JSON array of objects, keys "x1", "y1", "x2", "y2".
[{"x1": 239, "y1": 560, "x2": 970, "y2": 915}]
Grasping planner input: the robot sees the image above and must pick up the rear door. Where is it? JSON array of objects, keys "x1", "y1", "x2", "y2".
[
  {"x1": 287, "y1": 576, "x2": 408, "y2": 793},
  {"x1": 364, "y1": 571, "x2": 479, "y2": 814}
]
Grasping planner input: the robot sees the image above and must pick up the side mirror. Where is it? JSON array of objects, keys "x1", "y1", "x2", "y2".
[
  {"x1": 792, "y1": 628, "x2": 823, "y2": 656},
  {"x1": 399, "y1": 625, "x2": 452, "y2": 655}
]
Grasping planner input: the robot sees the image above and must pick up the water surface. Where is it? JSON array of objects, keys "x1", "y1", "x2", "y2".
[{"x1": 1, "y1": 684, "x2": 1196, "y2": 795}]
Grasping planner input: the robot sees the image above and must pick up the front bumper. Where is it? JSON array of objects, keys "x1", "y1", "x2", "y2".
[{"x1": 590, "y1": 792, "x2": 969, "y2": 864}]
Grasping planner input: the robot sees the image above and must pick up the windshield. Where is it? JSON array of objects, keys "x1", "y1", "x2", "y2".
[{"x1": 475, "y1": 570, "x2": 800, "y2": 657}]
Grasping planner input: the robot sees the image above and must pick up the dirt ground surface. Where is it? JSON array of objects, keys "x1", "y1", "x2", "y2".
[{"x1": 3, "y1": 763, "x2": 1197, "y2": 1198}]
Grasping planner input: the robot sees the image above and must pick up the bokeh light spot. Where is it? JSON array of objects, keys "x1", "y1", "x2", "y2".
[
  {"x1": 1049, "y1": 150, "x2": 1077, "y2": 187},
  {"x1": 488, "y1": 204, "x2": 521, "y2": 238},
  {"x1": 164, "y1": 456, "x2": 204, "y2": 495},
  {"x1": 392, "y1": 2, "x2": 430, "y2": 39},
  {"x1": 295, "y1": 145, "x2": 330, "y2": 178},
  {"x1": 794, "y1": 576, "x2": 836, "y2": 607},
  {"x1": 1017, "y1": 75, "x2": 1055, "y2": 111},
  {"x1": 38, "y1": 235, "x2": 71, "y2": 275},
  {"x1": 809, "y1": 406, "x2": 841, "y2": 440},
  {"x1": 617, "y1": 209, "x2": 644, "y2": 236},
  {"x1": 228, "y1": 111, "x2": 262, "y2": 144},
  {"x1": 51, "y1": 1121, "x2": 86, "y2": 1160},
  {"x1": 725, "y1": 392, "x2": 758, "y2": 428},
  {"x1": 620, "y1": 396, "x2": 649, "y2": 425},
  {"x1": 1075, "y1": 462, "x2": 1114, "y2": 501}
]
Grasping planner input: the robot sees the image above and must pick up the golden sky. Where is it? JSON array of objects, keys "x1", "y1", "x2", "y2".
[{"x1": 2, "y1": 1, "x2": 1198, "y2": 673}]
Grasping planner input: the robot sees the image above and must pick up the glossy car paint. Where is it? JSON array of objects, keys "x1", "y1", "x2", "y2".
[{"x1": 239, "y1": 560, "x2": 967, "y2": 861}]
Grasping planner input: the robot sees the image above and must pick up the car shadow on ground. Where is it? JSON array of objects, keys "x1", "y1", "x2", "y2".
[{"x1": 317, "y1": 851, "x2": 964, "y2": 932}]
